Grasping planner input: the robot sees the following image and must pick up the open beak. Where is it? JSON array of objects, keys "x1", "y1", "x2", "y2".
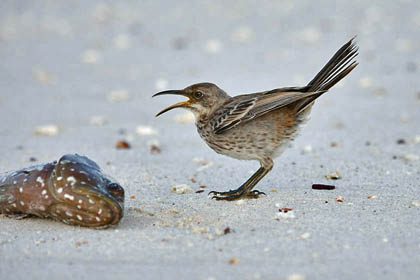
[{"x1": 153, "y1": 90, "x2": 192, "y2": 117}]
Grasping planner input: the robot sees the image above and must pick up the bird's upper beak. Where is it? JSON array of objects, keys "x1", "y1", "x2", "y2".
[{"x1": 153, "y1": 90, "x2": 193, "y2": 117}]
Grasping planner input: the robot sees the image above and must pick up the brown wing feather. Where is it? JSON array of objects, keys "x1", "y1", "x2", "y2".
[{"x1": 213, "y1": 89, "x2": 322, "y2": 134}]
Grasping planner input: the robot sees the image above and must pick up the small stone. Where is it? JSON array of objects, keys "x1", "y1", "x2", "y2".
[
  {"x1": 204, "y1": 39, "x2": 223, "y2": 54},
  {"x1": 368, "y1": 195, "x2": 377, "y2": 199},
  {"x1": 359, "y1": 77, "x2": 373, "y2": 88},
  {"x1": 325, "y1": 171, "x2": 341, "y2": 180},
  {"x1": 89, "y1": 116, "x2": 108, "y2": 126},
  {"x1": 130, "y1": 195, "x2": 136, "y2": 200},
  {"x1": 330, "y1": 142, "x2": 341, "y2": 147},
  {"x1": 312, "y1": 184, "x2": 335, "y2": 190},
  {"x1": 402, "y1": 154, "x2": 419, "y2": 162},
  {"x1": 235, "y1": 200, "x2": 245, "y2": 205},
  {"x1": 229, "y1": 257, "x2": 239, "y2": 265},
  {"x1": 171, "y1": 184, "x2": 192, "y2": 194},
  {"x1": 81, "y1": 49, "x2": 101, "y2": 64},
  {"x1": 172, "y1": 37, "x2": 189, "y2": 50},
  {"x1": 35, "y1": 125, "x2": 59, "y2": 136},
  {"x1": 136, "y1": 126, "x2": 158, "y2": 136},
  {"x1": 411, "y1": 201, "x2": 420, "y2": 207},
  {"x1": 148, "y1": 140, "x2": 161, "y2": 154},
  {"x1": 396, "y1": 139, "x2": 406, "y2": 145},
  {"x1": 116, "y1": 140, "x2": 131, "y2": 149},
  {"x1": 155, "y1": 78, "x2": 168, "y2": 91},
  {"x1": 33, "y1": 69, "x2": 56, "y2": 85},
  {"x1": 174, "y1": 112, "x2": 195, "y2": 124},
  {"x1": 113, "y1": 34, "x2": 131, "y2": 50},
  {"x1": 302, "y1": 145, "x2": 312, "y2": 153},
  {"x1": 406, "y1": 62, "x2": 417, "y2": 73},
  {"x1": 336, "y1": 196, "x2": 344, "y2": 203},
  {"x1": 395, "y1": 38, "x2": 413, "y2": 52},
  {"x1": 288, "y1": 274, "x2": 305, "y2": 280},
  {"x1": 300, "y1": 27, "x2": 321, "y2": 44},
  {"x1": 301, "y1": 232, "x2": 311, "y2": 239},
  {"x1": 107, "y1": 89, "x2": 129, "y2": 102},
  {"x1": 231, "y1": 26, "x2": 254, "y2": 43}
]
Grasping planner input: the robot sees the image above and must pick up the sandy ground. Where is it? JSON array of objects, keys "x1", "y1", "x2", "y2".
[{"x1": 1, "y1": 1, "x2": 419, "y2": 279}]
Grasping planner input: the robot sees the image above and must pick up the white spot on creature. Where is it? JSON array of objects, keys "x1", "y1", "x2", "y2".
[
  {"x1": 64, "y1": 194, "x2": 74, "y2": 201},
  {"x1": 66, "y1": 176, "x2": 77, "y2": 186},
  {"x1": 77, "y1": 205, "x2": 82, "y2": 209},
  {"x1": 13, "y1": 181, "x2": 17, "y2": 185},
  {"x1": 57, "y1": 188, "x2": 63, "y2": 193},
  {"x1": 19, "y1": 187, "x2": 23, "y2": 193},
  {"x1": 23, "y1": 178, "x2": 28, "y2": 183},
  {"x1": 20, "y1": 201, "x2": 25, "y2": 206},
  {"x1": 70, "y1": 168, "x2": 75, "y2": 172},
  {"x1": 11, "y1": 203, "x2": 16, "y2": 208},
  {"x1": 36, "y1": 176, "x2": 45, "y2": 187},
  {"x1": 98, "y1": 208, "x2": 102, "y2": 215},
  {"x1": 88, "y1": 199, "x2": 95, "y2": 204},
  {"x1": 77, "y1": 215, "x2": 83, "y2": 221},
  {"x1": 39, "y1": 206, "x2": 46, "y2": 211},
  {"x1": 81, "y1": 181, "x2": 86, "y2": 185},
  {"x1": 78, "y1": 199, "x2": 83, "y2": 204},
  {"x1": 95, "y1": 217, "x2": 101, "y2": 222},
  {"x1": 45, "y1": 195, "x2": 49, "y2": 199},
  {"x1": 41, "y1": 190, "x2": 47, "y2": 195},
  {"x1": 57, "y1": 177, "x2": 63, "y2": 181},
  {"x1": 65, "y1": 211, "x2": 73, "y2": 217}
]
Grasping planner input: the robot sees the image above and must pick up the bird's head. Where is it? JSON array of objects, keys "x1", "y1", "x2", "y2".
[{"x1": 153, "y1": 83, "x2": 229, "y2": 120}]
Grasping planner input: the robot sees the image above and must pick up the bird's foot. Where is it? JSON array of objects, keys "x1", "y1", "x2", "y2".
[{"x1": 209, "y1": 189, "x2": 266, "y2": 201}]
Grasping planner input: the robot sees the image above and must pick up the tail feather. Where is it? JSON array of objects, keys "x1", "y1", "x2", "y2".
[
  {"x1": 295, "y1": 38, "x2": 359, "y2": 113},
  {"x1": 307, "y1": 37, "x2": 359, "y2": 92}
]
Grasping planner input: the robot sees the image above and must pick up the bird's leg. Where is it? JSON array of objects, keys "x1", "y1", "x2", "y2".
[{"x1": 210, "y1": 158, "x2": 273, "y2": 201}]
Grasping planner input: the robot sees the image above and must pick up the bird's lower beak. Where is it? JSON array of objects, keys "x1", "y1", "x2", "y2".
[{"x1": 153, "y1": 90, "x2": 192, "y2": 117}]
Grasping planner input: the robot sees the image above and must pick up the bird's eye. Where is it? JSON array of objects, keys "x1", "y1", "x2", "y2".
[{"x1": 193, "y1": 91, "x2": 203, "y2": 99}]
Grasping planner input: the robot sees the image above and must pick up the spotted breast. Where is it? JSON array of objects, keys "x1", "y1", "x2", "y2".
[{"x1": 0, "y1": 154, "x2": 124, "y2": 228}]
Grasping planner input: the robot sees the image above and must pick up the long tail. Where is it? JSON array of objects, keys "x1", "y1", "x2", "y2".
[{"x1": 296, "y1": 38, "x2": 359, "y2": 113}]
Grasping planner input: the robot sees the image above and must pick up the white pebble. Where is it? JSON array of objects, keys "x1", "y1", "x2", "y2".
[
  {"x1": 402, "y1": 154, "x2": 419, "y2": 162},
  {"x1": 235, "y1": 199, "x2": 245, "y2": 205},
  {"x1": 174, "y1": 112, "x2": 195, "y2": 124},
  {"x1": 113, "y1": 34, "x2": 131, "y2": 50},
  {"x1": 90, "y1": 116, "x2": 108, "y2": 126},
  {"x1": 395, "y1": 38, "x2": 413, "y2": 52},
  {"x1": 302, "y1": 145, "x2": 313, "y2": 153},
  {"x1": 204, "y1": 39, "x2": 223, "y2": 54},
  {"x1": 35, "y1": 125, "x2": 59, "y2": 136},
  {"x1": 171, "y1": 184, "x2": 192, "y2": 194},
  {"x1": 359, "y1": 77, "x2": 373, "y2": 88},
  {"x1": 107, "y1": 89, "x2": 129, "y2": 102},
  {"x1": 301, "y1": 232, "x2": 311, "y2": 239},
  {"x1": 288, "y1": 274, "x2": 305, "y2": 280},
  {"x1": 155, "y1": 78, "x2": 168, "y2": 91},
  {"x1": 301, "y1": 27, "x2": 321, "y2": 44},
  {"x1": 231, "y1": 26, "x2": 254, "y2": 43},
  {"x1": 81, "y1": 49, "x2": 101, "y2": 64},
  {"x1": 412, "y1": 201, "x2": 420, "y2": 207},
  {"x1": 136, "y1": 125, "x2": 158, "y2": 136}
]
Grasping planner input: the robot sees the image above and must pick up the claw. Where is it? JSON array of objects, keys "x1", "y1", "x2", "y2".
[{"x1": 210, "y1": 189, "x2": 266, "y2": 201}]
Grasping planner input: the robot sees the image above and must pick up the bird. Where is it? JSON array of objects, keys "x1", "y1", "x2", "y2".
[{"x1": 153, "y1": 38, "x2": 358, "y2": 201}]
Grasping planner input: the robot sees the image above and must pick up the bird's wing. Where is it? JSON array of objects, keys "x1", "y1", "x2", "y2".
[{"x1": 212, "y1": 88, "x2": 323, "y2": 134}]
